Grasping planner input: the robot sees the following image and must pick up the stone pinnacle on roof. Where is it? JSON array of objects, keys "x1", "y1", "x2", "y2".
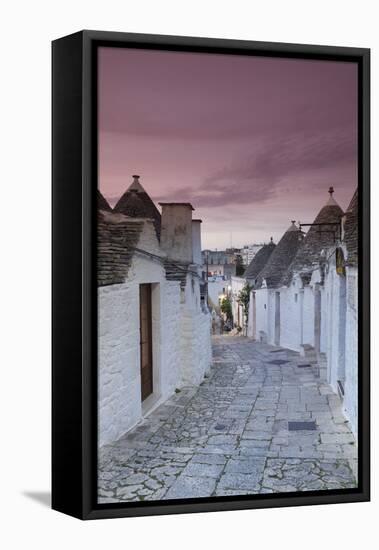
[
  {"x1": 326, "y1": 186, "x2": 338, "y2": 206},
  {"x1": 128, "y1": 174, "x2": 145, "y2": 193},
  {"x1": 114, "y1": 175, "x2": 161, "y2": 240},
  {"x1": 287, "y1": 220, "x2": 298, "y2": 231}
]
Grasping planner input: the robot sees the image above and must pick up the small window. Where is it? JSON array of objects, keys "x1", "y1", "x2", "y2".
[{"x1": 294, "y1": 293, "x2": 298, "y2": 302}]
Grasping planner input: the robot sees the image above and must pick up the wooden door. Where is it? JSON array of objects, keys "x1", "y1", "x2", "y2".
[{"x1": 139, "y1": 284, "x2": 153, "y2": 401}]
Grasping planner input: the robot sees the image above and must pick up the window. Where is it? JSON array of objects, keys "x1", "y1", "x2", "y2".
[{"x1": 294, "y1": 293, "x2": 298, "y2": 302}]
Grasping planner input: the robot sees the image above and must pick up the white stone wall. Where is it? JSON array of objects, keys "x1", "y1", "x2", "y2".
[
  {"x1": 254, "y1": 287, "x2": 270, "y2": 343},
  {"x1": 344, "y1": 267, "x2": 358, "y2": 437},
  {"x1": 98, "y1": 282, "x2": 141, "y2": 447},
  {"x1": 98, "y1": 241, "x2": 178, "y2": 447},
  {"x1": 159, "y1": 280, "x2": 182, "y2": 399},
  {"x1": 325, "y1": 255, "x2": 344, "y2": 390},
  {"x1": 324, "y1": 247, "x2": 357, "y2": 437},
  {"x1": 247, "y1": 292, "x2": 254, "y2": 338},
  {"x1": 302, "y1": 285, "x2": 315, "y2": 347},
  {"x1": 267, "y1": 290, "x2": 277, "y2": 345},
  {"x1": 279, "y1": 283, "x2": 302, "y2": 351},
  {"x1": 179, "y1": 273, "x2": 212, "y2": 385},
  {"x1": 320, "y1": 285, "x2": 327, "y2": 353}
]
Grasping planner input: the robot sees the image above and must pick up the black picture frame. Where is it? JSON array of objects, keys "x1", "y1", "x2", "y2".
[{"x1": 52, "y1": 30, "x2": 370, "y2": 520}]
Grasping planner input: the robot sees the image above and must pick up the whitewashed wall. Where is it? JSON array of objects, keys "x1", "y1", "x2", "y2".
[
  {"x1": 279, "y1": 282, "x2": 302, "y2": 351},
  {"x1": 254, "y1": 287, "x2": 270, "y2": 343},
  {"x1": 98, "y1": 228, "x2": 180, "y2": 446},
  {"x1": 302, "y1": 285, "x2": 315, "y2": 347},
  {"x1": 324, "y1": 247, "x2": 357, "y2": 437},
  {"x1": 159, "y1": 280, "x2": 182, "y2": 399},
  {"x1": 247, "y1": 292, "x2": 254, "y2": 338},
  {"x1": 180, "y1": 273, "x2": 212, "y2": 384},
  {"x1": 325, "y1": 255, "x2": 343, "y2": 390},
  {"x1": 320, "y1": 285, "x2": 327, "y2": 354},
  {"x1": 343, "y1": 266, "x2": 358, "y2": 437}
]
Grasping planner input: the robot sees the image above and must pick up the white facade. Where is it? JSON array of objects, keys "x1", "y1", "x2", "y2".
[
  {"x1": 99, "y1": 216, "x2": 212, "y2": 448},
  {"x1": 324, "y1": 247, "x2": 358, "y2": 437}
]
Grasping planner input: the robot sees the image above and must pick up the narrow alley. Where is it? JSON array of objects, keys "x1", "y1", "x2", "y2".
[{"x1": 98, "y1": 335, "x2": 357, "y2": 503}]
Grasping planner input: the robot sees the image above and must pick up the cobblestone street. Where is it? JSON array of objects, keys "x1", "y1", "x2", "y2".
[{"x1": 98, "y1": 336, "x2": 358, "y2": 502}]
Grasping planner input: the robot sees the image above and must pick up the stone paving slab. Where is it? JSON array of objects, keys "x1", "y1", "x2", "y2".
[{"x1": 98, "y1": 336, "x2": 358, "y2": 502}]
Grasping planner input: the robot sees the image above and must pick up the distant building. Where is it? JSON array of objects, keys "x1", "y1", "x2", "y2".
[
  {"x1": 98, "y1": 177, "x2": 212, "y2": 447},
  {"x1": 201, "y1": 249, "x2": 236, "y2": 279}
]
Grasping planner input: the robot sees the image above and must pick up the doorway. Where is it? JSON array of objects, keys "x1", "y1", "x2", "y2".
[{"x1": 139, "y1": 283, "x2": 153, "y2": 401}]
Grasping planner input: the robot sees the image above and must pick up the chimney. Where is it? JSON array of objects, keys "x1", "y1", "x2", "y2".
[
  {"x1": 159, "y1": 203, "x2": 194, "y2": 263},
  {"x1": 192, "y1": 219, "x2": 202, "y2": 266}
]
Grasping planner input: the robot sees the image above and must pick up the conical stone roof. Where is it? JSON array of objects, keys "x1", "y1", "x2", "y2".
[
  {"x1": 281, "y1": 188, "x2": 344, "y2": 286},
  {"x1": 245, "y1": 240, "x2": 276, "y2": 283},
  {"x1": 255, "y1": 221, "x2": 303, "y2": 289},
  {"x1": 113, "y1": 175, "x2": 161, "y2": 239},
  {"x1": 97, "y1": 190, "x2": 112, "y2": 212},
  {"x1": 343, "y1": 188, "x2": 358, "y2": 267}
]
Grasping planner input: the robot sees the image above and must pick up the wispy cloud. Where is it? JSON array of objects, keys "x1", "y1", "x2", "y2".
[{"x1": 154, "y1": 128, "x2": 356, "y2": 208}]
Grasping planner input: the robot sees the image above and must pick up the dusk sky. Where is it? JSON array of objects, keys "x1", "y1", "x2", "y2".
[{"x1": 98, "y1": 47, "x2": 357, "y2": 249}]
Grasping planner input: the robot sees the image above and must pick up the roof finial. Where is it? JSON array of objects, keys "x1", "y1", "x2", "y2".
[
  {"x1": 326, "y1": 185, "x2": 339, "y2": 206},
  {"x1": 128, "y1": 174, "x2": 144, "y2": 193},
  {"x1": 291, "y1": 220, "x2": 296, "y2": 226}
]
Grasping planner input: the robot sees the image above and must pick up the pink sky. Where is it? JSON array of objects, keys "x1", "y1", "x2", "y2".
[{"x1": 98, "y1": 47, "x2": 357, "y2": 249}]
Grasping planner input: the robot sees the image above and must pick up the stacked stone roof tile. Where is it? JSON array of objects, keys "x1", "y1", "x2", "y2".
[
  {"x1": 164, "y1": 261, "x2": 190, "y2": 288},
  {"x1": 244, "y1": 241, "x2": 276, "y2": 282},
  {"x1": 255, "y1": 222, "x2": 302, "y2": 289},
  {"x1": 281, "y1": 193, "x2": 344, "y2": 286},
  {"x1": 113, "y1": 176, "x2": 161, "y2": 239},
  {"x1": 97, "y1": 211, "x2": 144, "y2": 287},
  {"x1": 343, "y1": 188, "x2": 358, "y2": 267},
  {"x1": 97, "y1": 190, "x2": 112, "y2": 212}
]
